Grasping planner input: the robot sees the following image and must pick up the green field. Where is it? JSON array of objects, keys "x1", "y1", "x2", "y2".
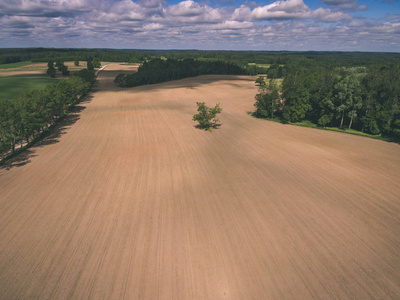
[
  {"x1": 248, "y1": 63, "x2": 271, "y2": 68},
  {"x1": 0, "y1": 61, "x2": 42, "y2": 69},
  {"x1": 0, "y1": 77, "x2": 59, "y2": 102},
  {"x1": 259, "y1": 78, "x2": 283, "y2": 90}
]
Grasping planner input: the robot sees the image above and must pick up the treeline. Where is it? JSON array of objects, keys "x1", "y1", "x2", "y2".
[
  {"x1": 0, "y1": 48, "x2": 149, "y2": 64},
  {"x1": 0, "y1": 69, "x2": 96, "y2": 157},
  {"x1": 255, "y1": 63, "x2": 400, "y2": 140},
  {"x1": 3, "y1": 48, "x2": 399, "y2": 68},
  {"x1": 114, "y1": 58, "x2": 247, "y2": 87},
  {"x1": 163, "y1": 50, "x2": 400, "y2": 69}
]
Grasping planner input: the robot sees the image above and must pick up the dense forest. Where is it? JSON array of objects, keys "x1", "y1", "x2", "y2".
[
  {"x1": 114, "y1": 58, "x2": 248, "y2": 87},
  {"x1": 1, "y1": 48, "x2": 400, "y2": 67},
  {"x1": 0, "y1": 69, "x2": 96, "y2": 158},
  {"x1": 0, "y1": 48, "x2": 148, "y2": 64},
  {"x1": 254, "y1": 62, "x2": 400, "y2": 140}
]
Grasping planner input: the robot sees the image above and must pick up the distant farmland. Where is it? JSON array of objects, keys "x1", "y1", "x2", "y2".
[
  {"x1": 0, "y1": 77, "x2": 59, "y2": 101},
  {"x1": 0, "y1": 61, "x2": 87, "y2": 101}
]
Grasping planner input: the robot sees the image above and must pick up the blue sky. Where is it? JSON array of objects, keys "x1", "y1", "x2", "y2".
[{"x1": 0, "y1": 0, "x2": 399, "y2": 51}]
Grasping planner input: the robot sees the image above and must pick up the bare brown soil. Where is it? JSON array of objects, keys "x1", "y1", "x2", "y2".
[{"x1": 1, "y1": 64, "x2": 400, "y2": 299}]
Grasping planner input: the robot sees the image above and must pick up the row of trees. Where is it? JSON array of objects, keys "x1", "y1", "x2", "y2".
[
  {"x1": 47, "y1": 61, "x2": 70, "y2": 77},
  {"x1": 47, "y1": 58, "x2": 101, "y2": 77},
  {"x1": 0, "y1": 69, "x2": 96, "y2": 157},
  {"x1": 254, "y1": 63, "x2": 400, "y2": 139},
  {"x1": 87, "y1": 58, "x2": 101, "y2": 71},
  {"x1": 114, "y1": 58, "x2": 247, "y2": 87}
]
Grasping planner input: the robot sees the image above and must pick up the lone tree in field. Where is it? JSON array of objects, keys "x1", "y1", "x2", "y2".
[
  {"x1": 74, "y1": 58, "x2": 79, "y2": 66},
  {"x1": 193, "y1": 102, "x2": 222, "y2": 131}
]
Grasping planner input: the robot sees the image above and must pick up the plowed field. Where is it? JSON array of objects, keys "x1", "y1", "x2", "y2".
[{"x1": 1, "y1": 64, "x2": 400, "y2": 299}]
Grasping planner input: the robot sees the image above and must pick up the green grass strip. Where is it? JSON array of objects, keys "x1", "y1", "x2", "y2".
[
  {"x1": 248, "y1": 112, "x2": 393, "y2": 142},
  {"x1": 0, "y1": 77, "x2": 59, "y2": 102},
  {"x1": 0, "y1": 61, "x2": 42, "y2": 69}
]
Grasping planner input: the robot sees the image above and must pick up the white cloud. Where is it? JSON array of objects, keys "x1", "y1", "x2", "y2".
[
  {"x1": 166, "y1": 1, "x2": 222, "y2": 23},
  {"x1": 312, "y1": 8, "x2": 351, "y2": 23},
  {"x1": 251, "y1": 0, "x2": 311, "y2": 21},
  {"x1": 212, "y1": 20, "x2": 253, "y2": 30},
  {"x1": 232, "y1": 5, "x2": 252, "y2": 21},
  {"x1": 0, "y1": 0, "x2": 92, "y2": 17},
  {"x1": 169, "y1": 0, "x2": 209, "y2": 17},
  {"x1": 233, "y1": 0, "x2": 351, "y2": 23},
  {"x1": 142, "y1": 23, "x2": 164, "y2": 30}
]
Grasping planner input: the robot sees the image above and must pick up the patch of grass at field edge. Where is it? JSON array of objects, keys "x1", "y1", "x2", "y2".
[
  {"x1": 249, "y1": 112, "x2": 394, "y2": 143},
  {"x1": 247, "y1": 111, "x2": 282, "y2": 123},
  {"x1": 321, "y1": 127, "x2": 389, "y2": 141},
  {"x1": 0, "y1": 77, "x2": 59, "y2": 102}
]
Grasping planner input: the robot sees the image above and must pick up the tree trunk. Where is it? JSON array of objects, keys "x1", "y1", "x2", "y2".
[
  {"x1": 271, "y1": 99, "x2": 274, "y2": 118},
  {"x1": 348, "y1": 116, "x2": 353, "y2": 130},
  {"x1": 361, "y1": 108, "x2": 369, "y2": 133},
  {"x1": 340, "y1": 110, "x2": 344, "y2": 129}
]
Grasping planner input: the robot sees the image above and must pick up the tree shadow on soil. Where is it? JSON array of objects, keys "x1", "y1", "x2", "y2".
[
  {"x1": 1, "y1": 149, "x2": 37, "y2": 170},
  {"x1": 194, "y1": 123, "x2": 222, "y2": 131},
  {"x1": 0, "y1": 95, "x2": 92, "y2": 171}
]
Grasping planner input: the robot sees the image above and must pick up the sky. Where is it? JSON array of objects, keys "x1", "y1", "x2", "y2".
[{"x1": 0, "y1": 0, "x2": 399, "y2": 52}]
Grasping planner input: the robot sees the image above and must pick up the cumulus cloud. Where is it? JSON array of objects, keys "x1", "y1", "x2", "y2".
[
  {"x1": 251, "y1": 0, "x2": 311, "y2": 21},
  {"x1": 169, "y1": 0, "x2": 210, "y2": 17},
  {"x1": 0, "y1": 0, "x2": 92, "y2": 17},
  {"x1": 233, "y1": 0, "x2": 351, "y2": 22},
  {"x1": 166, "y1": 0, "x2": 222, "y2": 23},
  {"x1": 232, "y1": 5, "x2": 252, "y2": 21},
  {"x1": 312, "y1": 8, "x2": 352, "y2": 22},
  {"x1": 104, "y1": 1, "x2": 147, "y2": 21},
  {"x1": 212, "y1": 20, "x2": 253, "y2": 29},
  {"x1": 142, "y1": 23, "x2": 164, "y2": 30}
]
